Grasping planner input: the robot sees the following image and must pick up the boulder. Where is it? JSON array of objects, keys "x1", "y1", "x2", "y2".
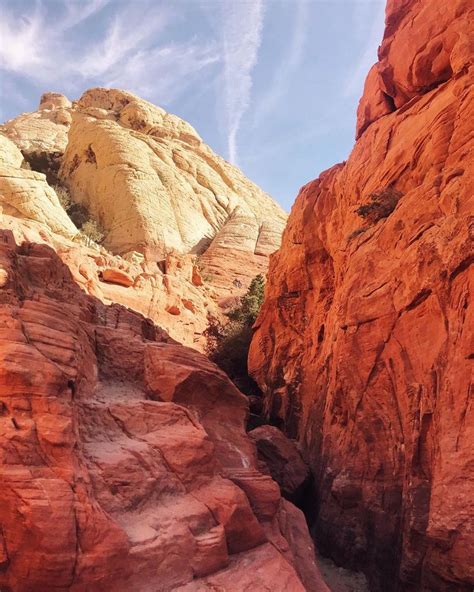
[
  {"x1": 100, "y1": 267, "x2": 134, "y2": 287},
  {"x1": 250, "y1": 425, "x2": 310, "y2": 501}
]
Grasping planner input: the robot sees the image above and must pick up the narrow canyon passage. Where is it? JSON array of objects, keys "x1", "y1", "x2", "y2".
[
  {"x1": 0, "y1": 0, "x2": 472, "y2": 590},
  {"x1": 248, "y1": 0, "x2": 473, "y2": 588}
]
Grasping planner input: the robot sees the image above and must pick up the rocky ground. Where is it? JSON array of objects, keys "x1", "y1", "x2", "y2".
[{"x1": 318, "y1": 557, "x2": 368, "y2": 592}]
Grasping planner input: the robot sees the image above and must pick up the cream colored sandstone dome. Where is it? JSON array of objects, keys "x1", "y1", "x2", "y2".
[{"x1": 59, "y1": 88, "x2": 287, "y2": 258}]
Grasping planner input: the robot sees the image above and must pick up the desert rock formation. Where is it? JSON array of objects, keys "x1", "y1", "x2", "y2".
[
  {"x1": 249, "y1": 0, "x2": 473, "y2": 590},
  {"x1": 0, "y1": 144, "x2": 216, "y2": 349},
  {"x1": 0, "y1": 134, "x2": 77, "y2": 237},
  {"x1": 250, "y1": 425, "x2": 310, "y2": 503},
  {"x1": 0, "y1": 230, "x2": 329, "y2": 592},
  {"x1": 1, "y1": 89, "x2": 287, "y2": 347},
  {"x1": 58, "y1": 88, "x2": 286, "y2": 279}
]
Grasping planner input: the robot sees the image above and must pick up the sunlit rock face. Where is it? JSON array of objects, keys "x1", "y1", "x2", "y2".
[
  {"x1": 0, "y1": 134, "x2": 77, "y2": 237},
  {"x1": 0, "y1": 232, "x2": 331, "y2": 592},
  {"x1": 1, "y1": 88, "x2": 287, "y2": 348},
  {"x1": 249, "y1": 0, "x2": 474, "y2": 590},
  {"x1": 59, "y1": 87, "x2": 286, "y2": 277}
]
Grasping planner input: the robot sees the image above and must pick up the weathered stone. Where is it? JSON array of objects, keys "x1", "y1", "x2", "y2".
[
  {"x1": 250, "y1": 425, "x2": 310, "y2": 501},
  {"x1": 250, "y1": 1, "x2": 474, "y2": 590},
  {"x1": 58, "y1": 88, "x2": 286, "y2": 298},
  {"x1": 100, "y1": 267, "x2": 134, "y2": 287},
  {"x1": 0, "y1": 134, "x2": 77, "y2": 238},
  {"x1": 0, "y1": 235, "x2": 326, "y2": 592}
]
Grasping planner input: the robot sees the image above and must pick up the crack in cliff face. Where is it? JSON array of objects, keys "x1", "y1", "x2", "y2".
[{"x1": 249, "y1": 0, "x2": 474, "y2": 588}]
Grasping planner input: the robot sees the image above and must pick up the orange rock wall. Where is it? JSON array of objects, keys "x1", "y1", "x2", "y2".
[
  {"x1": 0, "y1": 232, "x2": 329, "y2": 592},
  {"x1": 250, "y1": 1, "x2": 473, "y2": 590}
]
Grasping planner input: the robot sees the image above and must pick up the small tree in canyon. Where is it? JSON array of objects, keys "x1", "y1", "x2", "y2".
[
  {"x1": 205, "y1": 274, "x2": 265, "y2": 395},
  {"x1": 355, "y1": 185, "x2": 402, "y2": 224}
]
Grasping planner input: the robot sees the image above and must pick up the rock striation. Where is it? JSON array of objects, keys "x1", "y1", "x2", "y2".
[
  {"x1": 249, "y1": 0, "x2": 474, "y2": 590},
  {"x1": 1, "y1": 88, "x2": 287, "y2": 347},
  {"x1": 0, "y1": 230, "x2": 329, "y2": 592},
  {"x1": 250, "y1": 425, "x2": 310, "y2": 503},
  {"x1": 1, "y1": 92, "x2": 73, "y2": 184},
  {"x1": 0, "y1": 134, "x2": 77, "y2": 237},
  {"x1": 58, "y1": 88, "x2": 286, "y2": 282}
]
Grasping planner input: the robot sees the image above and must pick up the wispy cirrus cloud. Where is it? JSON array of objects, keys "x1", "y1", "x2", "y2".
[
  {"x1": 217, "y1": 1, "x2": 266, "y2": 164},
  {"x1": 0, "y1": 0, "x2": 112, "y2": 77},
  {"x1": 251, "y1": 0, "x2": 309, "y2": 130},
  {"x1": 0, "y1": 0, "x2": 219, "y2": 111},
  {"x1": 73, "y1": 4, "x2": 172, "y2": 80},
  {"x1": 105, "y1": 42, "x2": 219, "y2": 104}
]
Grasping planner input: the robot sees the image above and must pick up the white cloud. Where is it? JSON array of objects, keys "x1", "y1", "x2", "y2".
[
  {"x1": 251, "y1": 0, "x2": 309, "y2": 130},
  {"x1": 217, "y1": 1, "x2": 266, "y2": 164},
  {"x1": 74, "y1": 4, "x2": 172, "y2": 80},
  {"x1": 0, "y1": 0, "x2": 219, "y2": 112},
  {"x1": 105, "y1": 42, "x2": 219, "y2": 104},
  {"x1": 0, "y1": 5, "x2": 45, "y2": 73},
  {"x1": 0, "y1": 0, "x2": 112, "y2": 77}
]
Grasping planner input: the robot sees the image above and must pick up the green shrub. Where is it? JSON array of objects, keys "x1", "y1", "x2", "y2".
[
  {"x1": 54, "y1": 185, "x2": 72, "y2": 211},
  {"x1": 355, "y1": 186, "x2": 402, "y2": 224},
  {"x1": 53, "y1": 184, "x2": 105, "y2": 246},
  {"x1": 81, "y1": 219, "x2": 104, "y2": 246},
  {"x1": 205, "y1": 274, "x2": 265, "y2": 395}
]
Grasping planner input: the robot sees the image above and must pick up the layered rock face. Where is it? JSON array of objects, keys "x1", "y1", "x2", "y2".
[
  {"x1": 1, "y1": 92, "x2": 73, "y2": 184},
  {"x1": 58, "y1": 88, "x2": 286, "y2": 281},
  {"x1": 250, "y1": 1, "x2": 473, "y2": 590},
  {"x1": 0, "y1": 134, "x2": 76, "y2": 238},
  {"x1": 0, "y1": 141, "x2": 218, "y2": 349},
  {"x1": 0, "y1": 230, "x2": 329, "y2": 592},
  {"x1": 1, "y1": 88, "x2": 286, "y2": 346}
]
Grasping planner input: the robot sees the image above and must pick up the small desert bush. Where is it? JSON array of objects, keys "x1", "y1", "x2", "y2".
[
  {"x1": 80, "y1": 219, "x2": 104, "y2": 246},
  {"x1": 205, "y1": 274, "x2": 265, "y2": 394},
  {"x1": 54, "y1": 185, "x2": 72, "y2": 211},
  {"x1": 53, "y1": 184, "x2": 105, "y2": 246},
  {"x1": 355, "y1": 186, "x2": 402, "y2": 224}
]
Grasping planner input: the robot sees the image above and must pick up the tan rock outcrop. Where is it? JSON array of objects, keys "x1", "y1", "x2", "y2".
[
  {"x1": 197, "y1": 206, "x2": 271, "y2": 297},
  {"x1": 0, "y1": 134, "x2": 77, "y2": 238},
  {"x1": 0, "y1": 233, "x2": 329, "y2": 592},
  {"x1": 1, "y1": 92, "x2": 72, "y2": 155},
  {"x1": 58, "y1": 88, "x2": 286, "y2": 284},
  {"x1": 250, "y1": 0, "x2": 474, "y2": 590},
  {"x1": 0, "y1": 211, "x2": 220, "y2": 349},
  {"x1": 1, "y1": 88, "x2": 287, "y2": 348}
]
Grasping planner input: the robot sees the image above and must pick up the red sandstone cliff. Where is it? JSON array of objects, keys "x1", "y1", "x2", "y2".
[
  {"x1": 0, "y1": 229, "x2": 329, "y2": 591},
  {"x1": 249, "y1": 1, "x2": 474, "y2": 590}
]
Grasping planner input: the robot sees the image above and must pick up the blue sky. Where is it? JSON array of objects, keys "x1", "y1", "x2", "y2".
[{"x1": 0, "y1": 0, "x2": 385, "y2": 211}]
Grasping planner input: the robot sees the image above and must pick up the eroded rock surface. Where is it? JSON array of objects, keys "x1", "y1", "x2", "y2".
[
  {"x1": 1, "y1": 88, "x2": 287, "y2": 347},
  {"x1": 58, "y1": 88, "x2": 286, "y2": 288},
  {"x1": 1, "y1": 92, "x2": 73, "y2": 183},
  {"x1": 250, "y1": 425, "x2": 310, "y2": 503},
  {"x1": 0, "y1": 134, "x2": 77, "y2": 237},
  {"x1": 0, "y1": 231, "x2": 328, "y2": 592},
  {"x1": 249, "y1": 0, "x2": 474, "y2": 590}
]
